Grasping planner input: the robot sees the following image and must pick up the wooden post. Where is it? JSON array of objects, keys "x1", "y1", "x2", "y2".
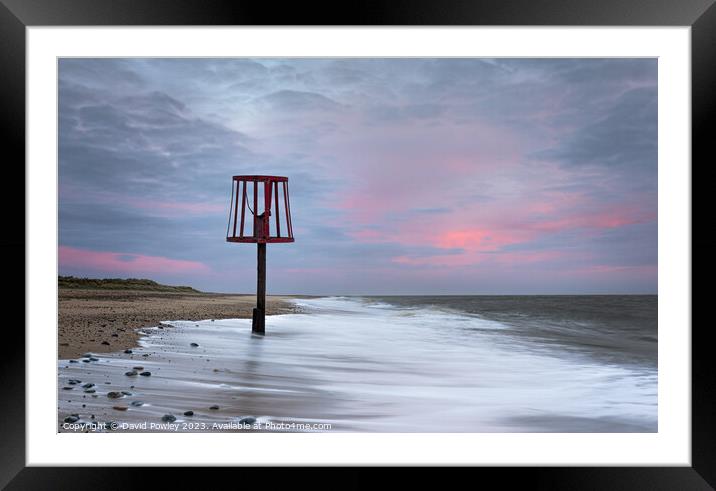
[{"x1": 253, "y1": 242, "x2": 266, "y2": 334}]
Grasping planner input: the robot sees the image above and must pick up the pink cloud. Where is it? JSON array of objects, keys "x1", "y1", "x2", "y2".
[
  {"x1": 320, "y1": 119, "x2": 528, "y2": 225},
  {"x1": 59, "y1": 246, "x2": 210, "y2": 275},
  {"x1": 130, "y1": 198, "x2": 224, "y2": 215},
  {"x1": 392, "y1": 248, "x2": 567, "y2": 268},
  {"x1": 392, "y1": 254, "x2": 475, "y2": 267},
  {"x1": 435, "y1": 229, "x2": 510, "y2": 251},
  {"x1": 530, "y1": 206, "x2": 654, "y2": 233}
]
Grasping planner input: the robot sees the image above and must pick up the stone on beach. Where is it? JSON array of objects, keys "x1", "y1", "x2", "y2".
[
  {"x1": 63, "y1": 415, "x2": 79, "y2": 423},
  {"x1": 139, "y1": 371, "x2": 152, "y2": 377},
  {"x1": 209, "y1": 405, "x2": 219, "y2": 410},
  {"x1": 161, "y1": 414, "x2": 176, "y2": 423},
  {"x1": 130, "y1": 401, "x2": 144, "y2": 407},
  {"x1": 125, "y1": 371, "x2": 138, "y2": 377},
  {"x1": 239, "y1": 417, "x2": 257, "y2": 425},
  {"x1": 107, "y1": 391, "x2": 123, "y2": 399},
  {"x1": 183, "y1": 410, "x2": 194, "y2": 416}
]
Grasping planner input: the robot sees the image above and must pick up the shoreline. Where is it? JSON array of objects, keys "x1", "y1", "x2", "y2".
[
  {"x1": 58, "y1": 296, "x2": 656, "y2": 433},
  {"x1": 58, "y1": 288, "x2": 305, "y2": 359}
]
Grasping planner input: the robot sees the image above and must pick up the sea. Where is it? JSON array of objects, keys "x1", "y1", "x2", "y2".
[{"x1": 58, "y1": 295, "x2": 657, "y2": 433}]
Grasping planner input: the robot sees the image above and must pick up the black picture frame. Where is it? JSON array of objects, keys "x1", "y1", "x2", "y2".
[{"x1": 2, "y1": 0, "x2": 711, "y2": 488}]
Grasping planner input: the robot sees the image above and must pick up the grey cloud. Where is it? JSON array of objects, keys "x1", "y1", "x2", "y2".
[
  {"x1": 60, "y1": 86, "x2": 255, "y2": 200},
  {"x1": 59, "y1": 59, "x2": 146, "y2": 92},
  {"x1": 254, "y1": 90, "x2": 343, "y2": 112},
  {"x1": 532, "y1": 87, "x2": 657, "y2": 170},
  {"x1": 365, "y1": 103, "x2": 444, "y2": 123}
]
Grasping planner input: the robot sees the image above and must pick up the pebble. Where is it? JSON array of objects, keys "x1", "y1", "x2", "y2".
[
  {"x1": 209, "y1": 405, "x2": 219, "y2": 410},
  {"x1": 121, "y1": 391, "x2": 133, "y2": 396},
  {"x1": 130, "y1": 401, "x2": 144, "y2": 407},
  {"x1": 63, "y1": 415, "x2": 79, "y2": 423},
  {"x1": 69, "y1": 360, "x2": 79, "y2": 363},
  {"x1": 101, "y1": 341, "x2": 110, "y2": 345},
  {"x1": 68, "y1": 379, "x2": 81, "y2": 385},
  {"x1": 239, "y1": 417, "x2": 257, "y2": 425},
  {"x1": 132, "y1": 366, "x2": 144, "y2": 370},
  {"x1": 112, "y1": 405, "x2": 128, "y2": 411},
  {"x1": 125, "y1": 371, "x2": 138, "y2": 377},
  {"x1": 190, "y1": 343, "x2": 199, "y2": 347},
  {"x1": 161, "y1": 414, "x2": 176, "y2": 423},
  {"x1": 89, "y1": 357, "x2": 99, "y2": 362},
  {"x1": 82, "y1": 383, "x2": 95, "y2": 389},
  {"x1": 139, "y1": 371, "x2": 151, "y2": 377},
  {"x1": 183, "y1": 410, "x2": 194, "y2": 416},
  {"x1": 84, "y1": 389, "x2": 96, "y2": 394},
  {"x1": 107, "y1": 391, "x2": 123, "y2": 399},
  {"x1": 124, "y1": 349, "x2": 133, "y2": 354},
  {"x1": 82, "y1": 353, "x2": 93, "y2": 358},
  {"x1": 62, "y1": 387, "x2": 74, "y2": 390}
]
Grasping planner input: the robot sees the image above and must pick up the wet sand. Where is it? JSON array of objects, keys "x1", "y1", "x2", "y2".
[
  {"x1": 58, "y1": 318, "x2": 343, "y2": 433},
  {"x1": 58, "y1": 288, "x2": 301, "y2": 359}
]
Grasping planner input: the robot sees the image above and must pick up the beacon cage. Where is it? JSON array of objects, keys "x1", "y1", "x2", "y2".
[{"x1": 226, "y1": 175, "x2": 295, "y2": 244}]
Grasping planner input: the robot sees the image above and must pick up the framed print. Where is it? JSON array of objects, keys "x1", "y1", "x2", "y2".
[{"x1": 3, "y1": 0, "x2": 713, "y2": 488}]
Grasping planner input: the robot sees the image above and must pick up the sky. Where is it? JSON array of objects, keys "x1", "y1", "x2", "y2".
[{"x1": 58, "y1": 58, "x2": 657, "y2": 295}]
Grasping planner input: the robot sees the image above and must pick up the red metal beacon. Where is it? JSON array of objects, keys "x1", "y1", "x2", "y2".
[{"x1": 226, "y1": 175, "x2": 294, "y2": 334}]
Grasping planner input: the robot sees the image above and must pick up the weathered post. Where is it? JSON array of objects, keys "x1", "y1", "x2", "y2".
[
  {"x1": 226, "y1": 176, "x2": 294, "y2": 335},
  {"x1": 254, "y1": 242, "x2": 266, "y2": 334}
]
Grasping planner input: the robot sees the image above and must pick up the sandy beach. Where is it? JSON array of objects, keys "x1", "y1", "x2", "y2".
[{"x1": 58, "y1": 288, "x2": 301, "y2": 359}]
